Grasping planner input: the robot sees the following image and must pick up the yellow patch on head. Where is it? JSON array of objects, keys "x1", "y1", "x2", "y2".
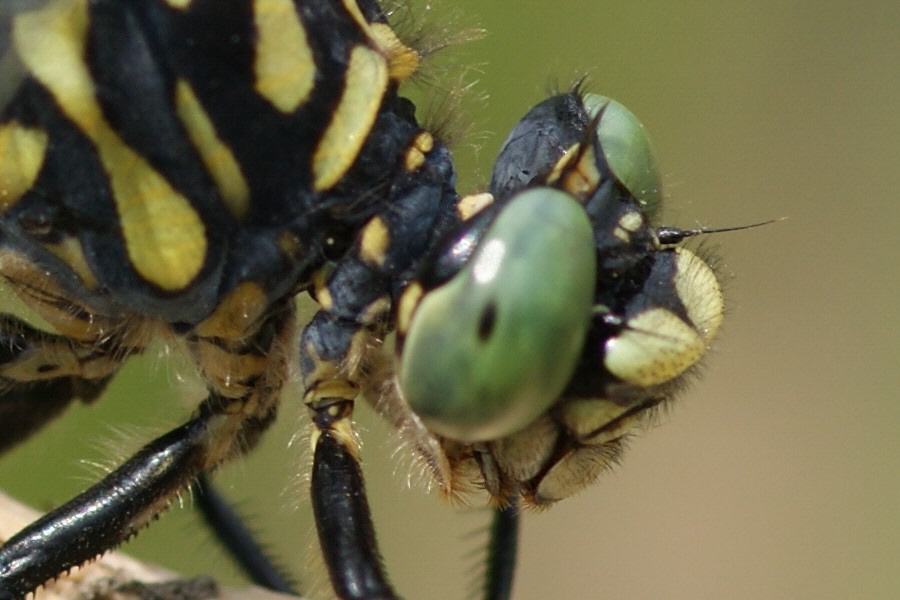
[
  {"x1": 253, "y1": 0, "x2": 315, "y2": 113},
  {"x1": 614, "y1": 211, "x2": 645, "y2": 243},
  {"x1": 0, "y1": 122, "x2": 48, "y2": 213},
  {"x1": 533, "y1": 443, "x2": 617, "y2": 504},
  {"x1": 604, "y1": 307, "x2": 705, "y2": 387},
  {"x1": 14, "y1": 0, "x2": 206, "y2": 291},
  {"x1": 619, "y1": 211, "x2": 643, "y2": 233},
  {"x1": 558, "y1": 396, "x2": 639, "y2": 444},
  {"x1": 673, "y1": 247, "x2": 724, "y2": 342},
  {"x1": 175, "y1": 80, "x2": 250, "y2": 220},
  {"x1": 312, "y1": 45, "x2": 387, "y2": 191},
  {"x1": 613, "y1": 226, "x2": 630, "y2": 243},
  {"x1": 162, "y1": 0, "x2": 193, "y2": 9},
  {"x1": 547, "y1": 143, "x2": 602, "y2": 202},
  {"x1": 568, "y1": 147, "x2": 601, "y2": 200}
]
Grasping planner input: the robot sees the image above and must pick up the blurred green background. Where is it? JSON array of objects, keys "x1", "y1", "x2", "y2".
[{"x1": 1, "y1": 0, "x2": 899, "y2": 598}]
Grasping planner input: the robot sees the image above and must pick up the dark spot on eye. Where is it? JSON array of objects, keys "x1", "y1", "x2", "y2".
[
  {"x1": 477, "y1": 301, "x2": 497, "y2": 341},
  {"x1": 37, "y1": 363, "x2": 58, "y2": 373}
]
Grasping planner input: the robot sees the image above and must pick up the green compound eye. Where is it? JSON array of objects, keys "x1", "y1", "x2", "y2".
[
  {"x1": 399, "y1": 188, "x2": 596, "y2": 443},
  {"x1": 582, "y1": 93, "x2": 663, "y2": 216}
]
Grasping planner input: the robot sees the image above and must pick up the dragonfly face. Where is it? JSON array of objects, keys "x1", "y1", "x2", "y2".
[
  {"x1": 0, "y1": 1, "x2": 727, "y2": 598},
  {"x1": 395, "y1": 93, "x2": 724, "y2": 505}
]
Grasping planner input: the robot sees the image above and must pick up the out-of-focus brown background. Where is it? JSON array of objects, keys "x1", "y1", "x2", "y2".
[{"x1": 1, "y1": 1, "x2": 898, "y2": 598}]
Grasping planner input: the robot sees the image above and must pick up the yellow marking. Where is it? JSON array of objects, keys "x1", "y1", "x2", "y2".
[
  {"x1": 313, "y1": 45, "x2": 387, "y2": 191},
  {"x1": 546, "y1": 144, "x2": 577, "y2": 184},
  {"x1": 613, "y1": 226, "x2": 630, "y2": 243},
  {"x1": 613, "y1": 209, "x2": 647, "y2": 242},
  {"x1": 312, "y1": 267, "x2": 333, "y2": 310},
  {"x1": 396, "y1": 282, "x2": 423, "y2": 335},
  {"x1": 277, "y1": 230, "x2": 303, "y2": 260},
  {"x1": 547, "y1": 143, "x2": 602, "y2": 202},
  {"x1": 338, "y1": 1, "x2": 419, "y2": 81},
  {"x1": 403, "y1": 131, "x2": 434, "y2": 172},
  {"x1": 604, "y1": 307, "x2": 705, "y2": 387},
  {"x1": 344, "y1": 328, "x2": 374, "y2": 377},
  {"x1": 339, "y1": 0, "x2": 370, "y2": 33},
  {"x1": 175, "y1": 79, "x2": 250, "y2": 220},
  {"x1": 673, "y1": 247, "x2": 724, "y2": 342},
  {"x1": 414, "y1": 131, "x2": 434, "y2": 153},
  {"x1": 558, "y1": 396, "x2": 640, "y2": 444},
  {"x1": 194, "y1": 339, "x2": 268, "y2": 399},
  {"x1": 368, "y1": 22, "x2": 419, "y2": 81},
  {"x1": 358, "y1": 295, "x2": 390, "y2": 324},
  {"x1": 566, "y1": 145, "x2": 600, "y2": 200},
  {"x1": 404, "y1": 147, "x2": 425, "y2": 172},
  {"x1": 305, "y1": 377, "x2": 360, "y2": 407},
  {"x1": 163, "y1": 0, "x2": 193, "y2": 9},
  {"x1": 331, "y1": 418, "x2": 362, "y2": 461},
  {"x1": 0, "y1": 339, "x2": 80, "y2": 381},
  {"x1": 456, "y1": 193, "x2": 494, "y2": 221},
  {"x1": 0, "y1": 122, "x2": 48, "y2": 213},
  {"x1": 359, "y1": 216, "x2": 389, "y2": 266},
  {"x1": 619, "y1": 211, "x2": 643, "y2": 232},
  {"x1": 14, "y1": 1, "x2": 206, "y2": 291},
  {"x1": 195, "y1": 281, "x2": 268, "y2": 340},
  {"x1": 491, "y1": 415, "x2": 557, "y2": 481},
  {"x1": 534, "y1": 443, "x2": 618, "y2": 504},
  {"x1": 43, "y1": 236, "x2": 99, "y2": 290},
  {"x1": 253, "y1": 0, "x2": 315, "y2": 113},
  {"x1": 0, "y1": 249, "x2": 111, "y2": 341}
]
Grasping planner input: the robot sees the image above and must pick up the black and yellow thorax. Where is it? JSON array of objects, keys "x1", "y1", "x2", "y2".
[{"x1": 0, "y1": 0, "x2": 440, "y2": 326}]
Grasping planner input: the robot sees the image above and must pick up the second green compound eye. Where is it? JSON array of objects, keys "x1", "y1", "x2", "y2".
[
  {"x1": 582, "y1": 93, "x2": 663, "y2": 216},
  {"x1": 399, "y1": 187, "x2": 596, "y2": 443}
]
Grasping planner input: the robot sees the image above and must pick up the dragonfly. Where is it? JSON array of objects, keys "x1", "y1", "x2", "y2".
[{"x1": 0, "y1": 1, "x2": 732, "y2": 598}]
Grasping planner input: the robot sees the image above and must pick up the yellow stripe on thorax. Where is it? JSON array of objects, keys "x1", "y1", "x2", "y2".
[
  {"x1": 175, "y1": 79, "x2": 250, "y2": 221},
  {"x1": 252, "y1": 0, "x2": 315, "y2": 113},
  {"x1": 312, "y1": 44, "x2": 387, "y2": 191},
  {"x1": 0, "y1": 122, "x2": 48, "y2": 213},
  {"x1": 13, "y1": 0, "x2": 207, "y2": 292}
]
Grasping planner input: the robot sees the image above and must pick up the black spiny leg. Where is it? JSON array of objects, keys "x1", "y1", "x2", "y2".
[
  {"x1": 310, "y1": 399, "x2": 399, "y2": 600},
  {"x1": 483, "y1": 501, "x2": 520, "y2": 600},
  {"x1": 300, "y1": 311, "x2": 399, "y2": 600},
  {"x1": 0, "y1": 414, "x2": 210, "y2": 599},
  {"x1": 193, "y1": 472, "x2": 298, "y2": 594},
  {"x1": 0, "y1": 392, "x2": 279, "y2": 599}
]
